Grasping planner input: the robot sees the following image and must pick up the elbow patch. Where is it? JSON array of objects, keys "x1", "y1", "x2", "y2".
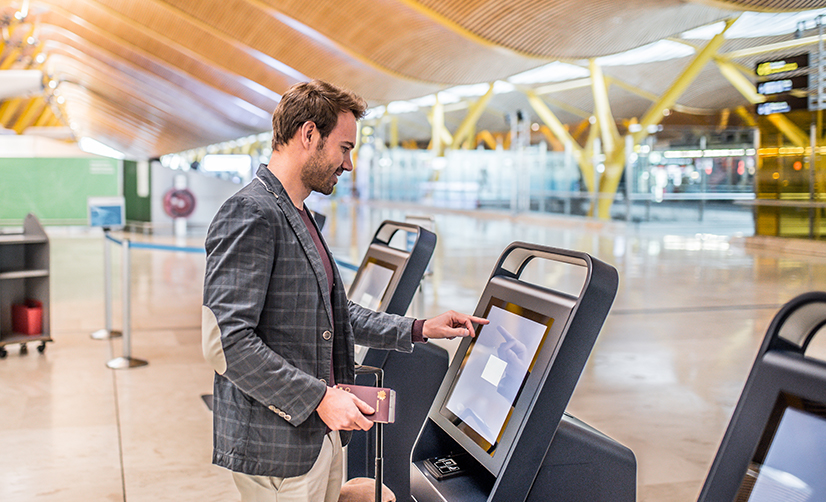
[{"x1": 202, "y1": 306, "x2": 227, "y2": 375}]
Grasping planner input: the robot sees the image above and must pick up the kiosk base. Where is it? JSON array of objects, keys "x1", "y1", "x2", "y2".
[{"x1": 411, "y1": 414, "x2": 636, "y2": 502}]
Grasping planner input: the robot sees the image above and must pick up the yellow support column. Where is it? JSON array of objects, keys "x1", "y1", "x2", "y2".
[
  {"x1": 734, "y1": 106, "x2": 758, "y2": 128},
  {"x1": 589, "y1": 60, "x2": 621, "y2": 155},
  {"x1": 0, "y1": 98, "x2": 24, "y2": 128},
  {"x1": 524, "y1": 89, "x2": 594, "y2": 192},
  {"x1": 0, "y1": 23, "x2": 36, "y2": 70},
  {"x1": 428, "y1": 95, "x2": 452, "y2": 156},
  {"x1": 715, "y1": 58, "x2": 809, "y2": 148},
  {"x1": 12, "y1": 97, "x2": 45, "y2": 134},
  {"x1": 32, "y1": 105, "x2": 53, "y2": 127},
  {"x1": 590, "y1": 59, "x2": 626, "y2": 219},
  {"x1": 633, "y1": 19, "x2": 736, "y2": 145},
  {"x1": 390, "y1": 116, "x2": 399, "y2": 149},
  {"x1": 539, "y1": 125, "x2": 564, "y2": 151},
  {"x1": 452, "y1": 83, "x2": 495, "y2": 149},
  {"x1": 476, "y1": 130, "x2": 497, "y2": 150}
]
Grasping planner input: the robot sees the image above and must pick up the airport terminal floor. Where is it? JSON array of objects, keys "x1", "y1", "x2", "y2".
[{"x1": 3, "y1": 199, "x2": 826, "y2": 502}]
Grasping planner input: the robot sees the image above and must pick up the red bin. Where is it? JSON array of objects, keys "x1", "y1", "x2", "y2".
[{"x1": 12, "y1": 299, "x2": 43, "y2": 335}]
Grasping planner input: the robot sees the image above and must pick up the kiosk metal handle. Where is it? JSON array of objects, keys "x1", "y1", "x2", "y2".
[
  {"x1": 371, "y1": 220, "x2": 433, "y2": 248},
  {"x1": 763, "y1": 291, "x2": 826, "y2": 358},
  {"x1": 489, "y1": 242, "x2": 595, "y2": 298}
]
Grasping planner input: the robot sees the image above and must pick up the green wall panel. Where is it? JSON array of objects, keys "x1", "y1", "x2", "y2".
[
  {"x1": 123, "y1": 160, "x2": 151, "y2": 222},
  {"x1": 0, "y1": 157, "x2": 120, "y2": 225}
]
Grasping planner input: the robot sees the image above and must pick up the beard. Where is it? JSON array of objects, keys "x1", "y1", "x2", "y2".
[{"x1": 300, "y1": 144, "x2": 340, "y2": 196}]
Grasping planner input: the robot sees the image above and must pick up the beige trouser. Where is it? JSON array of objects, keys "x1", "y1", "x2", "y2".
[{"x1": 232, "y1": 431, "x2": 344, "y2": 502}]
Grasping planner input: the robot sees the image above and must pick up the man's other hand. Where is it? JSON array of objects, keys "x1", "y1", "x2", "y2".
[
  {"x1": 316, "y1": 386, "x2": 375, "y2": 431},
  {"x1": 423, "y1": 311, "x2": 489, "y2": 340}
]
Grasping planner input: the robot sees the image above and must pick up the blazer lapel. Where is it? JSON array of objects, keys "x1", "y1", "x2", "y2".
[
  {"x1": 276, "y1": 197, "x2": 335, "y2": 328},
  {"x1": 256, "y1": 168, "x2": 335, "y2": 328}
]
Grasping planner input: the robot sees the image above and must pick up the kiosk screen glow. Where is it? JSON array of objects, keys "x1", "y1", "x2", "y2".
[{"x1": 446, "y1": 305, "x2": 547, "y2": 444}]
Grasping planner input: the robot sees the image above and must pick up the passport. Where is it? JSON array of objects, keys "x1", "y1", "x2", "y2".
[{"x1": 335, "y1": 383, "x2": 396, "y2": 423}]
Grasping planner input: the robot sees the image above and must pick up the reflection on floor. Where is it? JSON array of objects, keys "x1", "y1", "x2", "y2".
[{"x1": 3, "y1": 199, "x2": 826, "y2": 502}]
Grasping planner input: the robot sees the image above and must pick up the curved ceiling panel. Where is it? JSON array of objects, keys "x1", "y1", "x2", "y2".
[
  {"x1": 412, "y1": 0, "x2": 737, "y2": 59},
  {"x1": 2, "y1": 0, "x2": 825, "y2": 159},
  {"x1": 249, "y1": 0, "x2": 551, "y2": 84},
  {"x1": 110, "y1": 0, "x2": 446, "y2": 101},
  {"x1": 700, "y1": 0, "x2": 826, "y2": 11}
]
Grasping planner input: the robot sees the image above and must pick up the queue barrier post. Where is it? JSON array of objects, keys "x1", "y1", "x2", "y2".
[
  {"x1": 90, "y1": 230, "x2": 123, "y2": 340},
  {"x1": 107, "y1": 237, "x2": 148, "y2": 369}
]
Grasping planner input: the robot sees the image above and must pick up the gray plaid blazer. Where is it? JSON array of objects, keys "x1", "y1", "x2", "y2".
[{"x1": 202, "y1": 164, "x2": 414, "y2": 478}]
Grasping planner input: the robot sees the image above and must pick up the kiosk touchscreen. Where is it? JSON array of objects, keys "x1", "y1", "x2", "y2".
[
  {"x1": 349, "y1": 256, "x2": 400, "y2": 312},
  {"x1": 437, "y1": 289, "x2": 566, "y2": 471},
  {"x1": 700, "y1": 292, "x2": 826, "y2": 502},
  {"x1": 410, "y1": 243, "x2": 635, "y2": 502}
]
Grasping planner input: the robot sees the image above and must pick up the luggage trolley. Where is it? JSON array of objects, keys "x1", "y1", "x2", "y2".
[
  {"x1": 410, "y1": 242, "x2": 636, "y2": 502},
  {"x1": 700, "y1": 292, "x2": 826, "y2": 501}
]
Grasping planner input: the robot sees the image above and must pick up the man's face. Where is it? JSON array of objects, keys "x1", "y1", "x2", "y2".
[{"x1": 300, "y1": 112, "x2": 357, "y2": 196}]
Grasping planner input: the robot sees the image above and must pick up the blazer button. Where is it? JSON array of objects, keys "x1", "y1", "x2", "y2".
[
  {"x1": 284, "y1": 414, "x2": 292, "y2": 421},
  {"x1": 269, "y1": 405, "x2": 278, "y2": 413},
  {"x1": 322, "y1": 330, "x2": 332, "y2": 341},
  {"x1": 320, "y1": 379, "x2": 327, "y2": 385}
]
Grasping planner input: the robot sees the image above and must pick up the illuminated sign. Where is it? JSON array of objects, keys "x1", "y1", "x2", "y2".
[
  {"x1": 756, "y1": 96, "x2": 808, "y2": 116},
  {"x1": 755, "y1": 54, "x2": 809, "y2": 77},
  {"x1": 756, "y1": 76, "x2": 808, "y2": 96}
]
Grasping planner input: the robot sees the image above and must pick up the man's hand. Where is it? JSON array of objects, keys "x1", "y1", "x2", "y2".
[
  {"x1": 316, "y1": 386, "x2": 375, "y2": 431},
  {"x1": 423, "y1": 311, "x2": 489, "y2": 340}
]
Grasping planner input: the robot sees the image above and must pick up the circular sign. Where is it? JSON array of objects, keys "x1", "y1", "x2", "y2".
[{"x1": 163, "y1": 188, "x2": 196, "y2": 218}]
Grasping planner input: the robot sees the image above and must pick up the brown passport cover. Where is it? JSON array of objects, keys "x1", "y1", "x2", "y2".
[{"x1": 335, "y1": 383, "x2": 396, "y2": 423}]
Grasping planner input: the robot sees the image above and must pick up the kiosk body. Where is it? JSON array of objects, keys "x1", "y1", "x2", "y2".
[
  {"x1": 699, "y1": 292, "x2": 826, "y2": 502},
  {"x1": 410, "y1": 243, "x2": 635, "y2": 502},
  {"x1": 346, "y1": 220, "x2": 447, "y2": 501},
  {"x1": 348, "y1": 220, "x2": 435, "y2": 319}
]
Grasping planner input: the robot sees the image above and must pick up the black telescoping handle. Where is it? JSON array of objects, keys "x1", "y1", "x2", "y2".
[
  {"x1": 762, "y1": 291, "x2": 826, "y2": 357},
  {"x1": 353, "y1": 364, "x2": 384, "y2": 502}
]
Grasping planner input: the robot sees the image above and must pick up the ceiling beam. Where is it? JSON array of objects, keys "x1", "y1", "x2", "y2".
[
  {"x1": 633, "y1": 18, "x2": 736, "y2": 144},
  {"x1": 239, "y1": 0, "x2": 441, "y2": 85},
  {"x1": 38, "y1": 4, "x2": 276, "y2": 114},
  {"x1": 376, "y1": 0, "x2": 545, "y2": 60},
  {"x1": 42, "y1": 38, "x2": 268, "y2": 132},
  {"x1": 451, "y1": 83, "x2": 495, "y2": 149}
]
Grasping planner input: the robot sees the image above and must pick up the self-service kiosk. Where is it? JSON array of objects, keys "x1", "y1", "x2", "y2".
[
  {"x1": 410, "y1": 243, "x2": 636, "y2": 502},
  {"x1": 347, "y1": 220, "x2": 450, "y2": 501},
  {"x1": 699, "y1": 292, "x2": 826, "y2": 501}
]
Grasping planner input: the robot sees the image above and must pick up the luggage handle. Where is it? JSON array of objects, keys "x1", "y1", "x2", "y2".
[{"x1": 353, "y1": 364, "x2": 385, "y2": 502}]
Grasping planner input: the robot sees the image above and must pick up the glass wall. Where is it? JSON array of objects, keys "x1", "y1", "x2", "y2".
[{"x1": 353, "y1": 126, "x2": 758, "y2": 226}]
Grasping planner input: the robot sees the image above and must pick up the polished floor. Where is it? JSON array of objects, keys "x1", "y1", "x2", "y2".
[{"x1": 3, "y1": 199, "x2": 826, "y2": 502}]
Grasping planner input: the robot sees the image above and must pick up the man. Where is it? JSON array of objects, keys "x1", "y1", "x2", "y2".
[{"x1": 202, "y1": 80, "x2": 487, "y2": 502}]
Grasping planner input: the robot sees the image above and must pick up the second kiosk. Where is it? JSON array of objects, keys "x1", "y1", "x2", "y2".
[
  {"x1": 410, "y1": 243, "x2": 636, "y2": 502},
  {"x1": 345, "y1": 220, "x2": 450, "y2": 502}
]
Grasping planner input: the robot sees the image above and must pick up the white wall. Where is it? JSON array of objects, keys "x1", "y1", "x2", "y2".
[
  {"x1": 0, "y1": 135, "x2": 96, "y2": 158},
  {"x1": 150, "y1": 162, "x2": 244, "y2": 229}
]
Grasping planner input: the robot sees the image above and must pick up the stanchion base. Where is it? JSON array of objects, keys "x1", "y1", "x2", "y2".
[
  {"x1": 91, "y1": 329, "x2": 122, "y2": 340},
  {"x1": 107, "y1": 356, "x2": 148, "y2": 369}
]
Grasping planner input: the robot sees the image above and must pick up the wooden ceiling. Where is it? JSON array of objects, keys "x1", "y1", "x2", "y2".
[{"x1": 1, "y1": 0, "x2": 824, "y2": 158}]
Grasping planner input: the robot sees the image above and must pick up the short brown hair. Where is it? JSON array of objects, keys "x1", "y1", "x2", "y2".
[{"x1": 271, "y1": 80, "x2": 367, "y2": 151}]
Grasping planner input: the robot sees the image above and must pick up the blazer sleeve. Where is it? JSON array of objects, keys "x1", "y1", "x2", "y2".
[
  {"x1": 348, "y1": 300, "x2": 414, "y2": 353},
  {"x1": 203, "y1": 195, "x2": 327, "y2": 426}
]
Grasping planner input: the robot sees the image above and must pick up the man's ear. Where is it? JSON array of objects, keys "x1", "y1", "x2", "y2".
[{"x1": 299, "y1": 121, "x2": 317, "y2": 150}]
